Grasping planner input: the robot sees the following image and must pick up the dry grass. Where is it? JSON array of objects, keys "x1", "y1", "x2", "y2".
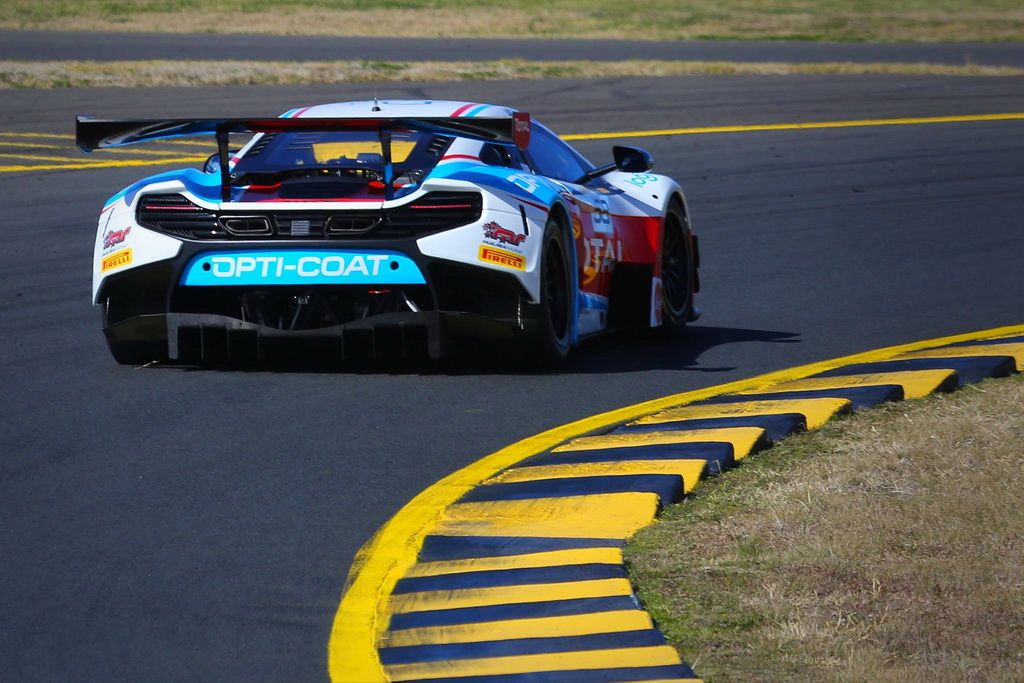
[
  {"x1": 1, "y1": 1, "x2": 1023, "y2": 43},
  {"x1": 2, "y1": 58, "x2": 1022, "y2": 89},
  {"x1": 627, "y1": 373, "x2": 1024, "y2": 681}
]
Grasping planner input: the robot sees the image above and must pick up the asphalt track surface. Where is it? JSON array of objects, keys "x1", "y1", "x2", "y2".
[
  {"x1": 1, "y1": 75, "x2": 1023, "y2": 682},
  {"x1": 4, "y1": 29, "x2": 1024, "y2": 66}
]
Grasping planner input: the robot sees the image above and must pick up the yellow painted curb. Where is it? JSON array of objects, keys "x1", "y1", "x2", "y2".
[{"x1": 328, "y1": 323, "x2": 1024, "y2": 681}]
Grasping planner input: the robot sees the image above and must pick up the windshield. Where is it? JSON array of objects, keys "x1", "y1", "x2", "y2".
[{"x1": 232, "y1": 130, "x2": 453, "y2": 198}]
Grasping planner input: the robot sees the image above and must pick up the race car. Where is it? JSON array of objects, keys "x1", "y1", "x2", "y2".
[{"x1": 77, "y1": 100, "x2": 700, "y2": 366}]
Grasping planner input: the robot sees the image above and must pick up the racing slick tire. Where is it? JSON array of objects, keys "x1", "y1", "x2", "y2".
[
  {"x1": 521, "y1": 216, "x2": 573, "y2": 367},
  {"x1": 658, "y1": 201, "x2": 695, "y2": 331}
]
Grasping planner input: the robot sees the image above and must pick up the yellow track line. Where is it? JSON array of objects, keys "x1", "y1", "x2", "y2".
[
  {"x1": 2, "y1": 112, "x2": 1020, "y2": 173},
  {"x1": 0, "y1": 155, "x2": 206, "y2": 173},
  {"x1": 0, "y1": 140, "x2": 73, "y2": 151},
  {"x1": 0, "y1": 132, "x2": 75, "y2": 139},
  {"x1": 327, "y1": 323, "x2": 1024, "y2": 682},
  {"x1": 0, "y1": 131, "x2": 211, "y2": 148},
  {"x1": 562, "y1": 112, "x2": 1024, "y2": 141},
  {"x1": 0, "y1": 152, "x2": 105, "y2": 163},
  {"x1": 0, "y1": 151, "x2": 187, "y2": 164},
  {"x1": 0, "y1": 140, "x2": 197, "y2": 157}
]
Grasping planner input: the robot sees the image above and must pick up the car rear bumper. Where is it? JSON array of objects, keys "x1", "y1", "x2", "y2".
[{"x1": 105, "y1": 310, "x2": 521, "y2": 363}]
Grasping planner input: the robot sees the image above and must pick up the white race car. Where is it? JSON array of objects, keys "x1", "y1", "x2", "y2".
[{"x1": 77, "y1": 100, "x2": 700, "y2": 365}]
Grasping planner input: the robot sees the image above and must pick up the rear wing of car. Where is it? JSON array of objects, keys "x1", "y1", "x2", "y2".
[{"x1": 75, "y1": 113, "x2": 532, "y2": 200}]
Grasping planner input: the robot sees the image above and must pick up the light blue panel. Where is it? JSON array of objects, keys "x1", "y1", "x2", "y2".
[
  {"x1": 579, "y1": 291, "x2": 609, "y2": 311},
  {"x1": 181, "y1": 249, "x2": 425, "y2": 286}
]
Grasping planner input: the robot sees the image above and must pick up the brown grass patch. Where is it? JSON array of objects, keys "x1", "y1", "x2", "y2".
[
  {"x1": 2, "y1": 1, "x2": 1024, "y2": 43},
  {"x1": 1, "y1": 59, "x2": 1022, "y2": 89},
  {"x1": 627, "y1": 373, "x2": 1024, "y2": 681}
]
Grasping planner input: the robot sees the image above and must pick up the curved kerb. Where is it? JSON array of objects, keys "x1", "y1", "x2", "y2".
[{"x1": 329, "y1": 323, "x2": 1024, "y2": 682}]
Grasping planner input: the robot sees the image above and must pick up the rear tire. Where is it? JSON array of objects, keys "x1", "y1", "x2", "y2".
[
  {"x1": 659, "y1": 202, "x2": 695, "y2": 331},
  {"x1": 522, "y1": 216, "x2": 573, "y2": 367},
  {"x1": 103, "y1": 297, "x2": 167, "y2": 365}
]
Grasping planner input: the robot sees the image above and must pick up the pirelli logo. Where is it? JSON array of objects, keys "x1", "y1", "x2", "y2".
[
  {"x1": 101, "y1": 248, "x2": 132, "y2": 272},
  {"x1": 478, "y1": 245, "x2": 525, "y2": 271}
]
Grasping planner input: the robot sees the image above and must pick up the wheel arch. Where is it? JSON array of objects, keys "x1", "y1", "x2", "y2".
[
  {"x1": 666, "y1": 189, "x2": 699, "y2": 295},
  {"x1": 660, "y1": 188, "x2": 700, "y2": 329},
  {"x1": 666, "y1": 189, "x2": 690, "y2": 225}
]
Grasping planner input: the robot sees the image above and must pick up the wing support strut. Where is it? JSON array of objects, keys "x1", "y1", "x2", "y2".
[
  {"x1": 215, "y1": 125, "x2": 231, "y2": 202},
  {"x1": 379, "y1": 126, "x2": 394, "y2": 202}
]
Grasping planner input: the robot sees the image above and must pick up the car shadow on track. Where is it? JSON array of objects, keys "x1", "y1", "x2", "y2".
[
  {"x1": 151, "y1": 324, "x2": 800, "y2": 375},
  {"x1": 559, "y1": 324, "x2": 802, "y2": 375}
]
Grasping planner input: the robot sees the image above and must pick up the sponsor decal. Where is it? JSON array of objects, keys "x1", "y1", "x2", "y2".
[
  {"x1": 581, "y1": 236, "x2": 621, "y2": 285},
  {"x1": 102, "y1": 226, "x2": 130, "y2": 253},
  {"x1": 482, "y1": 221, "x2": 526, "y2": 248},
  {"x1": 101, "y1": 248, "x2": 132, "y2": 272},
  {"x1": 206, "y1": 254, "x2": 391, "y2": 278},
  {"x1": 572, "y1": 214, "x2": 583, "y2": 239},
  {"x1": 513, "y1": 111, "x2": 531, "y2": 150},
  {"x1": 479, "y1": 245, "x2": 525, "y2": 271},
  {"x1": 180, "y1": 250, "x2": 426, "y2": 286}
]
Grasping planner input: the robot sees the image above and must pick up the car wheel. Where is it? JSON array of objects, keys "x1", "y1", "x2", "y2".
[
  {"x1": 103, "y1": 297, "x2": 167, "y2": 365},
  {"x1": 523, "y1": 216, "x2": 573, "y2": 366},
  {"x1": 660, "y1": 202, "x2": 694, "y2": 330}
]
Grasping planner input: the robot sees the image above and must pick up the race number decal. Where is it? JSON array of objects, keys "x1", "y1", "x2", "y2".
[
  {"x1": 592, "y1": 198, "x2": 612, "y2": 233},
  {"x1": 508, "y1": 173, "x2": 540, "y2": 194},
  {"x1": 626, "y1": 173, "x2": 658, "y2": 187}
]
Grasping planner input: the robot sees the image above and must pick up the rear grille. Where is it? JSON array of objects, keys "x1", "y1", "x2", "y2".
[
  {"x1": 135, "y1": 191, "x2": 482, "y2": 240},
  {"x1": 377, "y1": 192, "x2": 482, "y2": 238},
  {"x1": 275, "y1": 214, "x2": 328, "y2": 237},
  {"x1": 137, "y1": 194, "x2": 223, "y2": 238}
]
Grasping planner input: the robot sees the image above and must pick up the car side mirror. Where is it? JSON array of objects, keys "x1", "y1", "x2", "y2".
[
  {"x1": 203, "y1": 153, "x2": 220, "y2": 174},
  {"x1": 574, "y1": 145, "x2": 654, "y2": 185},
  {"x1": 613, "y1": 145, "x2": 653, "y2": 173},
  {"x1": 203, "y1": 150, "x2": 238, "y2": 174}
]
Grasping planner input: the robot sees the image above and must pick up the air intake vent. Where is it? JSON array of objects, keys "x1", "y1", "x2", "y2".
[
  {"x1": 425, "y1": 135, "x2": 454, "y2": 158},
  {"x1": 245, "y1": 133, "x2": 276, "y2": 157},
  {"x1": 137, "y1": 194, "x2": 222, "y2": 238}
]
